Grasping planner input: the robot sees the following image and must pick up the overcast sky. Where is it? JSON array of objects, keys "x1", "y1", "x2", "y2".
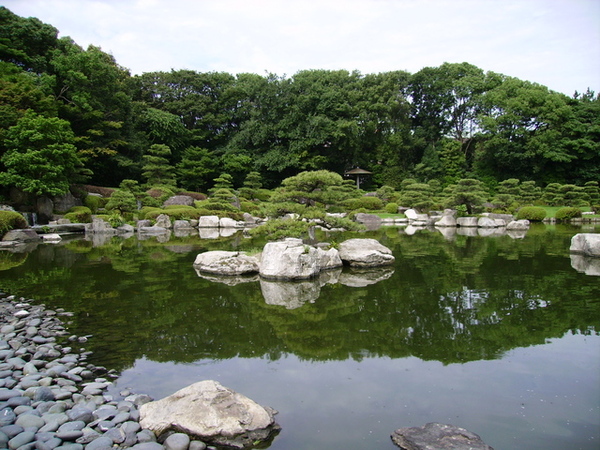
[{"x1": 3, "y1": 0, "x2": 599, "y2": 96}]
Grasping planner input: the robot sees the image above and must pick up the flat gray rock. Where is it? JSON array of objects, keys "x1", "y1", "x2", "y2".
[{"x1": 391, "y1": 422, "x2": 494, "y2": 449}]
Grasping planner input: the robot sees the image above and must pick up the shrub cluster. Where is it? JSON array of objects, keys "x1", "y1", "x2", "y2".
[
  {"x1": 0, "y1": 211, "x2": 28, "y2": 235},
  {"x1": 342, "y1": 196, "x2": 383, "y2": 211},
  {"x1": 516, "y1": 206, "x2": 547, "y2": 221}
]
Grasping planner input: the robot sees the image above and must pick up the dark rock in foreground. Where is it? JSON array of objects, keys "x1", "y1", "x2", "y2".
[{"x1": 391, "y1": 422, "x2": 494, "y2": 449}]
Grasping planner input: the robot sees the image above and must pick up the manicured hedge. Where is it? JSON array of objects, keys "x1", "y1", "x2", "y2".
[
  {"x1": 555, "y1": 207, "x2": 582, "y2": 221},
  {"x1": 516, "y1": 206, "x2": 546, "y2": 221}
]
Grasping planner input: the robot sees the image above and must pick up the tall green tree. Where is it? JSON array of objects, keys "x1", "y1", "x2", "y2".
[
  {"x1": 0, "y1": 110, "x2": 84, "y2": 196},
  {"x1": 142, "y1": 144, "x2": 176, "y2": 187}
]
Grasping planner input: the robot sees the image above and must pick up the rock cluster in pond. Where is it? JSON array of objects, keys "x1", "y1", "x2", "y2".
[
  {"x1": 391, "y1": 422, "x2": 494, "y2": 449},
  {"x1": 193, "y1": 238, "x2": 395, "y2": 280},
  {"x1": 0, "y1": 292, "x2": 278, "y2": 450}
]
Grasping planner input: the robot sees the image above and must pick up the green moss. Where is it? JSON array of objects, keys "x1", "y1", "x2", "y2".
[{"x1": 0, "y1": 211, "x2": 28, "y2": 235}]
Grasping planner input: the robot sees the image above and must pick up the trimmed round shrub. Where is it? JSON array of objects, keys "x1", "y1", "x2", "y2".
[
  {"x1": 385, "y1": 202, "x2": 399, "y2": 214},
  {"x1": 64, "y1": 206, "x2": 92, "y2": 223},
  {"x1": 84, "y1": 195, "x2": 102, "y2": 213},
  {"x1": 0, "y1": 211, "x2": 28, "y2": 235},
  {"x1": 555, "y1": 207, "x2": 582, "y2": 221},
  {"x1": 516, "y1": 206, "x2": 546, "y2": 221}
]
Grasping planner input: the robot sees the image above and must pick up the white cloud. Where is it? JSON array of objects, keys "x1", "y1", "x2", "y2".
[{"x1": 3, "y1": 0, "x2": 599, "y2": 95}]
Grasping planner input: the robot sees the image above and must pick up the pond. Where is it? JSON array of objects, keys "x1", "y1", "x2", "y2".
[{"x1": 0, "y1": 224, "x2": 599, "y2": 449}]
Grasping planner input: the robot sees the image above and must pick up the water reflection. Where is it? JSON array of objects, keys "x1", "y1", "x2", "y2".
[{"x1": 570, "y1": 254, "x2": 600, "y2": 276}]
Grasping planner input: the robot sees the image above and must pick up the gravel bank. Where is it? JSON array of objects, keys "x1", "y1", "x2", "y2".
[{"x1": 0, "y1": 292, "x2": 214, "y2": 450}]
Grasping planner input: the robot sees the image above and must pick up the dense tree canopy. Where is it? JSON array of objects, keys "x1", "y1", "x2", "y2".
[{"x1": 0, "y1": 6, "x2": 598, "y2": 200}]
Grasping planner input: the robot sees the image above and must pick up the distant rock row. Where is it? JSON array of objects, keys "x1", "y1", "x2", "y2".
[{"x1": 193, "y1": 238, "x2": 395, "y2": 280}]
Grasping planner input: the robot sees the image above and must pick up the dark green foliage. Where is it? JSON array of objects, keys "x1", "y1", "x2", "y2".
[
  {"x1": 400, "y1": 182, "x2": 435, "y2": 211},
  {"x1": 554, "y1": 207, "x2": 582, "y2": 221},
  {"x1": 142, "y1": 144, "x2": 176, "y2": 187},
  {"x1": 0, "y1": 210, "x2": 28, "y2": 235},
  {"x1": 1, "y1": 7, "x2": 599, "y2": 203},
  {"x1": 145, "y1": 208, "x2": 202, "y2": 221},
  {"x1": 516, "y1": 206, "x2": 547, "y2": 221}
]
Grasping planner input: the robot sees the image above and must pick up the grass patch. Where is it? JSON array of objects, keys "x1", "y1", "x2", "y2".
[
  {"x1": 538, "y1": 206, "x2": 599, "y2": 218},
  {"x1": 374, "y1": 213, "x2": 407, "y2": 219}
]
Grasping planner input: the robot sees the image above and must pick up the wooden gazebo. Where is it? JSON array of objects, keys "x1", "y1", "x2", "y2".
[{"x1": 345, "y1": 167, "x2": 372, "y2": 189}]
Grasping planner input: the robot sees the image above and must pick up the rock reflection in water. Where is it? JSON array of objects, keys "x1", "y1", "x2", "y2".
[
  {"x1": 570, "y1": 254, "x2": 600, "y2": 276},
  {"x1": 194, "y1": 270, "x2": 260, "y2": 286}
]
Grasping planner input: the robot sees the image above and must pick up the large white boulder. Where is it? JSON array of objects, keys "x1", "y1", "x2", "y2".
[
  {"x1": 506, "y1": 219, "x2": 530, "y2": 230},
  {"x1": 456, "y1": 217, "x2": 478, "y2": 227},
  {"x1": 193, "y1": 251, "x2": 260, "y2": 275},
  {"x1": 434, "y1": 211, "x2": 457, "y2": 227},
  {"x1": 570, "y1": 233, "x2": 600, "y2": 257},
  {"x1": 85, "y1": 218, "x2": 116, "y2": 235},
  {"x1": 316, "y1": 247, "x2": 343, "y2": 270},
  {"x1": 198, "y1": 216, "x2": 220, "y2": 228},
  {"x1": 219, "y1": 217, "x2": 244, "y2": 228},
  {"x1": 139, "y1": 380, "x2": 278, "y2": 449},
  {"x1": 154, "y1": 214, "x2": 172, "y2": 229},
  {"x1": 477, "y1": 217, "x2": 498, "y2": 228},
  {"x1": 337, "y1": 238, "x2": 395, "y2": 267},
  {"x1": 2, "y1": 229, "x2": 41, "y2": 242},
  {"x1": 259, "y1": 238, "x2": 320, "y2": 279}
]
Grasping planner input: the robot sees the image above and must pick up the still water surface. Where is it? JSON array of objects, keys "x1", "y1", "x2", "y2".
[{"x1": 0, "y1": 224, "x2": 598, "y2": 449}]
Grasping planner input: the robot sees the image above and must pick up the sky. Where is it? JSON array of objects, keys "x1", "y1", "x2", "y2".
[{"x1": 3, "y1": 0, "x2": 599, "y2": 96}]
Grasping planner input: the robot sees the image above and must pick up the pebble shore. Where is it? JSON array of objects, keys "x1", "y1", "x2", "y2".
[{"x1": 0, "y1": 292, "x2": 214, "y2": 450}]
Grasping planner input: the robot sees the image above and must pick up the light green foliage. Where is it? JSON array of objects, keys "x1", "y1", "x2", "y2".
[
  {"x1": 443, "y1": 178, "x2": 489, "y2": 214},
  {"x1": 0, "y1": 110, "x2": 83, "y2": 196},
  {"x1": 142, "y1": 144, "x2": 176, "y2": 187},
  {"x1": 105, "y1": 189, "x2": 136, "y2": 214},
  {"x1": 375, "y1": 185, "x2": 397, "y2": 203},
  {"x1": 543, "y1": 183, "x2": 563, "y2": 206},
  {"x1": 0, "y1": 210, "x2": 28, "y2": 235},
  {"x1": 559, "y1": 184, "x2": 589, "y2": 207},
  {"x1": 584, "y1": 181, "x2": 599, "y2": 207},
  {"x1": 554, "y1": 207, "x2": 582, "y2": 221},
  {"x1": 385, "y1": 202, "x2": 399, "y2": 214},
  {"x1": 145, "y1": 208, "x2": 202, "y2": 221},
  {"x1": 341, "y1": 196, "x2": 383, "y2": 211},
  {"x1": 83, "y1": 195, "x2": 101, "y2": 213},
  {"x1": 516, "y1": 206, "x2": 547, "y2": 221},
  {"x1": 239, "y1": 171, "x2": 263, "y2": 200},
  {"x1": 64, "y1": 206, "x2": 92, "y2": 223},
  {"x1": 518, "y1": 181, "x2": 541, "y2": 206}
]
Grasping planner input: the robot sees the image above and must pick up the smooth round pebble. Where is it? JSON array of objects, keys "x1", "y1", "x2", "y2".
[{"x1": 164, "y1": 432, "x2": 190, "y2": 450}]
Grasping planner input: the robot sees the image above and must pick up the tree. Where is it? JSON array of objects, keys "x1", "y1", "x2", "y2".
[
  {"x1": 239, "y1": 171, "x2": 263, "y2": 200},
  {"x1": 272, "y1": 170, "x2": 355, "y2": 207},
  {"x1": 176, "y1": 146, "x2": 217, "y2": 192},
  {"x1": 400, "y1": 182, "x2": 435, "y2": 211},
  {"x1": 444, "y1": 178, "x2": 489, "y2": 214},
  {"x1": 142, "y1": 144, "x2": 176, "y2": 187},
  {"x1": 0, "y1": 110, "x2": 83, "y2": 196}
]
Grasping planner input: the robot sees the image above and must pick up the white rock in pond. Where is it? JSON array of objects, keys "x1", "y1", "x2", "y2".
[
  {"x1": 456, "y1": 217, "x2": 478, "y2": 227},
  {"x1": 570, "y1": 233, "x2": 600, "y2": 257},
  {"x1": 198, "y1": 216, "x2": 220, "y2": 228},
  {"x1": 154, "y1": 214, "x2": 172, "y2": 229},
  {"x1": 193, "y1": 251, "x2": 260, "y2": 275},
  {"x1": 219, "y1": 217, "x2": 244, "y2": 228},
  {"x1": 84, "y1": 218, "x2": 116, "y2": 235},
  {"x1": 477, "y1": 217, "x2": 498, "y2": 228},
  {"x1": 41, "y1": 233, "x2": 62, "y2": 242},
  {"x1": 404, "y1": 209, "x2": 419, "y2": 220},
  {"x1": 337, "y1": 238, "x2": 395, "y2": 267},
  {"x1": 316, "y1": 247, "x2": 343, "y2": 270},
  {"x1": 434, "y1": 213, "x2": 457, "y2": 227},
  {"x1": 139, "y1": 380, "x2": 277, "y2": 448},
  {"x1": 173, "y1": 220, "x2": 193, "y2": 231},
  {"x1": 259, "y1": 238, "x2": 320, "y2": 280},
  {"x1": 506, "y1": 219, "x2": 530, "y2": 230}
]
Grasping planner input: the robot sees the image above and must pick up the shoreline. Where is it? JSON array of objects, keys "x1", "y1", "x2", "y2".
[{"x1": 0, "y1": 291, "x2": 214, "y2": 450}]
